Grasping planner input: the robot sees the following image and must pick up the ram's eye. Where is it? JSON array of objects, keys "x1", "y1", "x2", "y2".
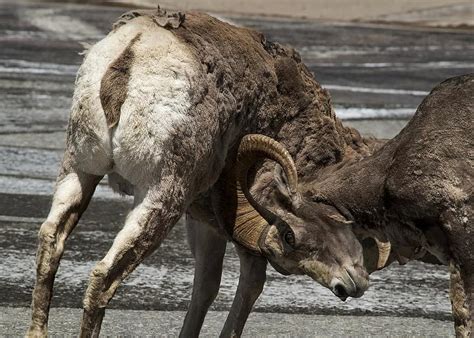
[{"x1": 284, "y1": 230, "x2": 296, "y2": 247}]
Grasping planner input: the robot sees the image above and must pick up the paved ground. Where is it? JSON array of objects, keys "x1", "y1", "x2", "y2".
[
  {"x1": 0, "y1": 1, "x2": 472, "y2": 336},
  {"x1": 28, "y1": 0, "x2": 474, "y2": 27},
  {"x1": 1, "y1": 308, "x2": 455, "y2": 337}
]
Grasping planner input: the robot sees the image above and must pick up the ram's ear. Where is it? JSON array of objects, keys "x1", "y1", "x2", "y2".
[{"x1": 274, "y1": 164, "x2": 302, "y2": 209}]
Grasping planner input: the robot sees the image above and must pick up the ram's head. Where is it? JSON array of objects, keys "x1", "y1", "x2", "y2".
[{"x1": 217, "y1": 134, "x2": 379, "y2": 300}]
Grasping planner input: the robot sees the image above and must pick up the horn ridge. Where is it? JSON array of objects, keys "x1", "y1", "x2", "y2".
[
  {"x1": 237, "y1": 134, "x2": 298, "y2": 195},
  {"x1": 223, "y1": 134, "x2": 299, "y2": 255}
]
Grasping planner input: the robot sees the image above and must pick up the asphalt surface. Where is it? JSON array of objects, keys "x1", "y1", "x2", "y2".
[
  {"x1": 1, "y1": 308, "x2": 455, "y2": 337},
  {"x1": 1, "y1": 1, "x2": 473, "y2": 336}
]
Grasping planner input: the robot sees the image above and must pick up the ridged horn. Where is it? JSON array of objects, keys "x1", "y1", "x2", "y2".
[
  {"x1": 231, "y1": 134, "x2": 299, "y2": 254},
  {"x1": 374, "y1": 238, "x2": 391, "y2": 269}
]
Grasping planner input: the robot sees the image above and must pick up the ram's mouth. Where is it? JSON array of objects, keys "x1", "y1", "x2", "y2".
[
  {"x1": 330, "y1": 267, "x2": 368, "y2": 301},
  {"x1": 332, "y1": 283, "x2": 349, "y2": 301}
]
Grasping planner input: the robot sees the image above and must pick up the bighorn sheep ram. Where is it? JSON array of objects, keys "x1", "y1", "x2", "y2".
[
  {"x1": 27, "y1": 8, "x2": 373, "y2": 337},
  {"x1": 27, "y1": 6, "x2": 473, "y2": 337},
  {"x1": 309, "y1": 73, "x2": 474, "y2": 337}
]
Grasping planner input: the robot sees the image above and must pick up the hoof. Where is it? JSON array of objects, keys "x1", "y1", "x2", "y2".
[{"x1": 25, "y1": 326, "x2": 47, "y2": 338}]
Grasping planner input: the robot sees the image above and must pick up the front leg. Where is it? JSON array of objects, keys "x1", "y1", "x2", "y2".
[
  {"x1": 449, "y1": 261, "x2": 471, "y2": 337},
  {"x1": 443, "y1": 206, "x2": 474, "y2": 337},
  {"x1": 180, "y1": 215, "x2": 227, "y2": 337},
  {"x1": 220, "y1": 246, "x2": 267, "y2": 338}
]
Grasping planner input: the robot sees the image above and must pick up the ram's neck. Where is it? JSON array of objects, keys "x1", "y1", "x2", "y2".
[
  {"x1": 308, "y1": 136, "x2": 422, "y2": 248},
  {"x1": 250, "y1": 40, "x2": 378, "y2": 188},
  {"x1": 313, "y1": 147, "x2": 391, "y2": 227},
  {"x1": 258, "y1": 43, "x2": 387, "y2": 209}
]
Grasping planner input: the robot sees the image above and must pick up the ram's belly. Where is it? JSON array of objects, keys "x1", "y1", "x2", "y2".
[{"x1": 111, "y1": 21, "x2": 199, "y2": 186}]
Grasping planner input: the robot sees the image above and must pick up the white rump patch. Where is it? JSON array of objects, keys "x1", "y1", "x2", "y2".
[
  {"x1": 68, "y1": 17, "x2": 156, "y2": 176},
  {"x1": 112, "y1": 21, "x2": 198, "y2": 185}
]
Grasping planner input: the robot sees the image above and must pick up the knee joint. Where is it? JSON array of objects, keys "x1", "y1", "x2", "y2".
[
  {"x1": 205, "y1": 281, "x2": 220, "y2": 299},
  {"x1": 38, "y1": 221, "x2": 57, "y2": 243},
  {"x1": 196, "y1": 288, "x2": 219, "y2": 308},
  {"x1": 83, "y1": 262, "x2": 110, "y2": 311},
  {"x1": 245, "y1": 274, "x2": 266, "y2": 298},
  {"x1": 90, "y1": 261, "x2": 109, "y2": 281}
]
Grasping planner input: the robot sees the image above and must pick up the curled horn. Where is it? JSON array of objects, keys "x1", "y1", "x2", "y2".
[
  {"x1": 230, "y1": 134, "x2": 299, "y2": 254},
  {"x1": 374, "y1": 238, "x2": 391, "y2": 269}
]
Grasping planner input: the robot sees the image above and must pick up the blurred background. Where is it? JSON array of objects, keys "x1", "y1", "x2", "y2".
[{"x1": 0, "y1": 0, "x2": 473, "y2": 335}]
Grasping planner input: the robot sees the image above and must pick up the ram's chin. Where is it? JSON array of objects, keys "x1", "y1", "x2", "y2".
[{"x1": 298, "y1": 259, "x2": 332, "y2": 288}]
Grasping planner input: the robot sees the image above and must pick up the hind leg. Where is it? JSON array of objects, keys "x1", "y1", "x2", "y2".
[
  {"x1": 180, "y1": 215, "x2": 227, "y2": 337},
  {"x1": 27, "y1": 162, "x2": 102, "y2": 337},
  {"x1": 80, "y1": 179, "x2": 188, "y2": 337}
]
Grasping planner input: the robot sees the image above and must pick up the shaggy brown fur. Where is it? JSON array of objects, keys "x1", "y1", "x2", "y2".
[
  {"x1": 99, "y1": 33, "x2": 141, "y2": 128},
  {"x1": 311, "y1": 75, "x2": 473, "y2": 258}
]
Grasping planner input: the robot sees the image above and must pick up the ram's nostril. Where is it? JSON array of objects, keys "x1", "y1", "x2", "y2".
[{"x1": 333, "y1": 283, "x2": 349, "y2": 300}]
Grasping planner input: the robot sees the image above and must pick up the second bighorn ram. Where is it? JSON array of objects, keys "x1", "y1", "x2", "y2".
[{"x1": 27, "y1": 7, "x2": 375, "y2": 337}]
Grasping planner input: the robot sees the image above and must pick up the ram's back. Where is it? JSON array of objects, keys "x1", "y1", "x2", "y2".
[
  {"x1": 385, "y1": 74, "x2": 474, "y2": 217},
  {"x1": 66, "y1": 10, "x2": 284, "y2": 190}
]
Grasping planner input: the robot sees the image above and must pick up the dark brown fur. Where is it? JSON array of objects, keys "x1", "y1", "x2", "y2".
[
  {"x1": 100, "y1": 33, "x2": 141, "y2": 128},
  {"x1": 312, "y1": 75, "x2": 473, "y2": 260}
]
